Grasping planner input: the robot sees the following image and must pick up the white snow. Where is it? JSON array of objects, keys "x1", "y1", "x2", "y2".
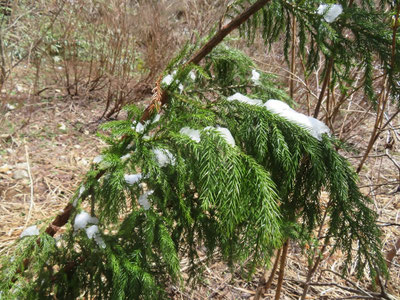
[
  {"x1": 308, "y1": 117, "x2": 331, "y2": 141},
  {"x1": 73, "y1": 185, "x2": 86, "y2": 207},
  {"x1": 121, "y1": 153, "x2": 131, "y2": 161},
  {"x1": 189, "y1": 71, "x2": 196, "y2": 81},
  {"x1": 178, "y1": 83, "x2": 184, "y2": 93},
  {"x1": 204, "y1": 126, "x2": 235, "y2": 146},
  {"x1": 317, "y1": 4, "x2": 343, "y2": 23},
  {"x1": 152, "y1": 148, "x2": 176, "y2": 167},
  {"x1": 132, "y1": 121, "x2": 147, "y2": 133},
  {"x1": 251, "y1": 69, "x2": 260, "y2": 83},
  {"x1": 93, "y1": 155, "x2": 103, "y2": 164},
  {"x1": 264, "y1": 99, "x2": 330, "y2": 140},
  {"x1": 180, "y1": 127, "x2": 201, "y2": 143},
  {"x1": 74, "y1": 211, "x2": 99, "y2": 231},
  {"x1": 162, "y1": 74, "x2": 174, "y2": 86},
  {"x1": 85, "y1": 225, "x2": 106, "y2": 248},
  {"x1": 138, "y1": 190, "x2": 153, "y2": 210},
  {"x1": 124, "y1": 173, "x2": 142, "y2": 185},
  {"x1": 20, "y1": 225, "x2": 39, "y2": 238},
  {"x1": 78, "y1": 186, "x2": 85, "y2": 198},
  {"x1": 152, "y1": 114, "x2": 161, "y2": 124},
  {"x1": 227, "y1": 92, "x2": 263, "y2": 106},
  {"x1": 86, "y1": 224, "x2": 99, "y2": 239},
  {"x1": 6, "y1": 103, "x2": 16, "y2": 110}
]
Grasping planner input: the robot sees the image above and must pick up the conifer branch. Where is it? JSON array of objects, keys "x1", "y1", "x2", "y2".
[
  {"x1": 43, "y1": 0, "x2": 271, "y2": 244},
  {"x1": 140, "y1": 0, "x2": 271, "y2": 123}
]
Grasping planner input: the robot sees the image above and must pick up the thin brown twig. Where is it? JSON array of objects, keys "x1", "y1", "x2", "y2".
[
  {"x1": 23, "y1": 139, "x2": 34, "y2": 228},
  {"x1": 275, "y1": 240, "x2": 289, "y2": 300}
]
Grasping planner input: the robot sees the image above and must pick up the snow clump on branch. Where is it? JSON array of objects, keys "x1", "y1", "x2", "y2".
[
  {"x1": 180, "y1": 127, "x2": 201, "y2": 143},
  {"x1": 152, "y1": 148, "x2": 176, "y2": 167},
  {"x1": 251, "y1": 69, "x2": 260, "y2": 84},
  {"x1": 227, "y1": 92, "x2": 263, "y2": 106},
  {"x1": 138, "y1": 190, "x2": 153, "y2": 210},
  {"x1": 85, "y1": 225, "x2": 106, "y2": 248},
  {"x1": 93, "y1": 155, "x2": 104, "y2": 164},
  {"x1": 204, "y1": 126, "x2": 236, "y2": 146},
  {"x1": 162, "y1": 74, "x2": 174, "y2": 86},
  {"x1": 73, "y1": 185, "x2": 86, "y2": 207},
  {"x1": 20, "y1": 225, "x2": 39, "y2": 238},
  {"x1": 74, "y1": 211, "x2": 99, "y2": 231},
  {"x1": 264, "y1": 99, "x2": 330, "y2": 140},
  {"x1": 124, "y1": 173, "x2": 142, "y2": 185},
  {"x1": 317, "y1": 4, "x2": 343, "y2": 23}
]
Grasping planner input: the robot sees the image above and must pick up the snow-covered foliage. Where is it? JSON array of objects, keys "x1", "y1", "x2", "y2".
[
  {"x1": 85, "y1": 225, "x2": 106, "y2": 248},
  {"x1": 264, "y1": 99, "x2": 330, "y2": 140},
  {"x1": 132, "y1": 121, "x2": 147, "y2": 133},
  {"x1": 178, "y1": 83, "x2": 184, "y2": 93},
  {"x1": 180, "y1": 127, "x2": 201, "y2": 143},
  {"x1": 152, "y1": 148, "x2": 176, "y2": 167},
  {"x1": 138, "y1": 190, "x2": 153, "y2": 210},
  {"x1": 152, "y1": 114, "x2": 161, "y2": 124},
  {"x1": 120, "y1": 154, "x2": 131, "y2": 161},
  {"x1": 227, "y1": 92, "x2": 263, "y2": 106},
  {"x1": 251, "y1": 69, "x2": 260, "y2": 83},
  {"x1": 189, "y1": 71, "x2": 196, "y2": 81},
  {"x1": 73, "y1": 185, "x2": 86, "y2": 207},
  {"x1": 124, "y1": 173, "x2": 142, "y2": 185},
  {"x1": 20, "y1": 225, "x2": 39, "y2": 238},
  {"x1": 204, "y1": 126, "x2": 236, "y2": 146},
  {"x1": 93, "y1": 155, "x2": 103, "y2": 164},
  {"x1": 161, "y1": 74, "x2": 174, "y2": 86},
  {"x1": 73, "y1": 211, "x2": 99, "y2": 231},
  {"x1": 317, "y1": 4, "x2": 343, "y2": 23}
]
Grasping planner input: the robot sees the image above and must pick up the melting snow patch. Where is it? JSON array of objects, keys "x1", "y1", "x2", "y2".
[
  {"x1": 317, "y1": 4, "x2": 343, "y2": 23},
  {"x1": 78, "y1": 186, "x2": 85, "y2": 198},
  {"x1": 251, "y1": 70, "x2": 260, "y2": 83},
  {"x1": 152, "y1": 114, "x2": 161, "y2": 124},
  {"x1": 162, "y1": 74, "x2": 174, "y2": 86},
  {"x1": 86, "y1": 225, "x2": 106, "y2": 248},
  {"x1": 6, "y1": 103, "x2": 16, "y2": 110},
  {"x1": 227, "y1": 92, "x2": 263, "y2": 106},
  {"x1": 153, "y1": 148, "x2": 176, "y2": 167},
  {"x1": 264, "y1": 99, "x2": 330, "y2": 140},
  {"x1": 124, "y1": 173, "x2": 142, "y2": 185},
  {"x1": 189, "y1": 71, "x2": 196, "y2": 81},
  {"x1": 204, "y1": 126, "x2": 235, "y2": 146},
  {"x1": 86, "y1": 225, "x2": 99, "y2": 239},
  {"x1": 73, "y1": 185, "x2": 86, "y2": 207},
  {"x1": 74, "y1": 211, "x2": 99, "y2": 231},
  {"x1": 138, "y1": 190, "x2": 153, "y2": 210},
  {"x1": 20, "y1": 225, "x2": 39, "y2": 238},
  {"x1": 180, "y1": 127, "x2": 201, "y2": 143},
  {"x1": 132, "y1": 121, "x2": 147, "y2": 133},
  {"x1": 93, "y1": 155, "x2": 103, "y2": 164},
  {"x1": 121, "y1": 153, "x2": 131, "y2": 161}
]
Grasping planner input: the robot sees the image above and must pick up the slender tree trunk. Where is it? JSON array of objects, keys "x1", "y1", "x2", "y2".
[
  {"x1": 254, "y1": 248, "x2": 282, "y2": 300},
  {"x1": 289, "y1": 16, "x2": 296, "y2": 99},
  {"x1": 274, "y1": 240, "x2": 289, "y2": 300}
]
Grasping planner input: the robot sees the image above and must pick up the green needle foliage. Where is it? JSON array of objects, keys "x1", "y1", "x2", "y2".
[{"x1": 1, "y1": 1, "x2": 396, "y2": 299}]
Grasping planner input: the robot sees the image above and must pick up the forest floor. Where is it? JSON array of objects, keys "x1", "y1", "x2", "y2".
[{"x1": 1, "y1": 91, "x2": 399, "y2": 299}]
